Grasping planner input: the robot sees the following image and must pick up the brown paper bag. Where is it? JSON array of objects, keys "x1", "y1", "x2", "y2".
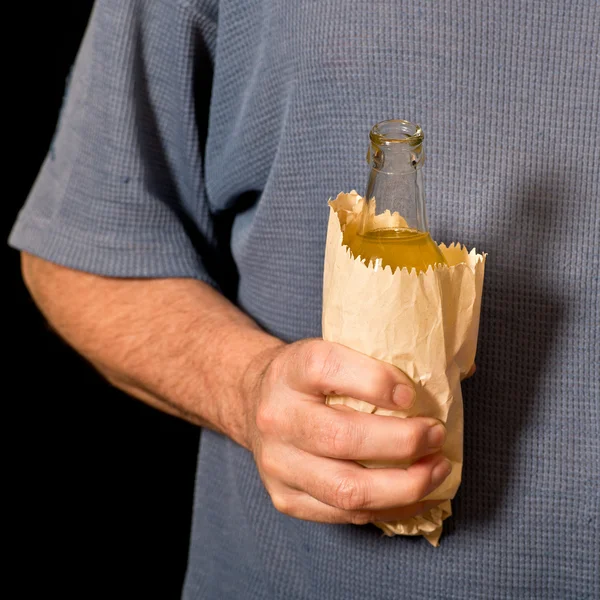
[{"x1": 322, "y1": 191, "x2": 486, "y2": 546}]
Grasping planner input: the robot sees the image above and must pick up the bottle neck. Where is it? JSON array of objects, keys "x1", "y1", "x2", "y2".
[{"x1": 361, "y1": 120, "x2": 428, "y2": 234}]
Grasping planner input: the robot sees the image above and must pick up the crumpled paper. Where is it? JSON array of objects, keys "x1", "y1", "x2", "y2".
[{"x1": 322, "y1": 191, "x2": 486, "y2": 546}]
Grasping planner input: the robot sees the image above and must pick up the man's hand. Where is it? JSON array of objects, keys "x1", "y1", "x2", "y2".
[
  {"x1": 21, "y1": 254, "x2": 456, "y2": 527},
  {"x1": 243, "y1": 340, "x2": 451, "y2": 525}
]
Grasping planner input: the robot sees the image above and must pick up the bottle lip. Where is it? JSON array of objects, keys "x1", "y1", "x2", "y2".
[{"x1": 370, "y1": 119, "x2": 424, "y2": 147}]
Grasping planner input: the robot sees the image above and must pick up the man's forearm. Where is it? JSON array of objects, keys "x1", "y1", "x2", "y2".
[{"x1": 21, "y1": 252, "x2": 284, "y2": 449}]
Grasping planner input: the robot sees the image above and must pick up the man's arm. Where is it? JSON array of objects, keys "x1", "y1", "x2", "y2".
[
  {"x1": 21, "y1": 251, "x2": 281, "y2": 449},
  {"x1": 22, "y1": 251, "x2": 451, "y2": 524}
]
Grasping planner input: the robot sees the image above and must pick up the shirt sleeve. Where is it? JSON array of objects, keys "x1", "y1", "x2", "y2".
[{"x1": 9, "y1": 0, "x2": 221, "y2": 285}]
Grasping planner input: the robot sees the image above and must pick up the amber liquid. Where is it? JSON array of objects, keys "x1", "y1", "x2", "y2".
[{"x1": 350, "y1": 228, "x2": 447, "y2": 273}]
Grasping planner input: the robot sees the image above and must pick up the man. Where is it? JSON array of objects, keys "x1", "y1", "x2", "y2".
[{"x1": 10, "y1": 1, "x2": 598, "y2": 598}]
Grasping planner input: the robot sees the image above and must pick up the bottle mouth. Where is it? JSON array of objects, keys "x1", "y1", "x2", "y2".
[{"x1": 369, "y1": 119, "x2": 423, "y2": 147}]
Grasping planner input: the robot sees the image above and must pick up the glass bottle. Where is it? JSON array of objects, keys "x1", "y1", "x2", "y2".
[{"x1": 349, "y1": 119, "x2": 447, "y2": 273}]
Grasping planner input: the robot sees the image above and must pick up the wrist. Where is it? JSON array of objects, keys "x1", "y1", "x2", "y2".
[{"x1": 238, "y1": 339, "x2": 286, "y2": 452}]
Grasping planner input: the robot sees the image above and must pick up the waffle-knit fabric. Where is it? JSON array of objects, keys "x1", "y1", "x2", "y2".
[{"x1": 9, "y1": 1, "x2": 599, "y2": 598}]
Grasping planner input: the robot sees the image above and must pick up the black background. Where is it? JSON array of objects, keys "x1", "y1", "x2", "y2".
[{"x1": 8, "y1": 4, "x2": 199, "y2": 597}]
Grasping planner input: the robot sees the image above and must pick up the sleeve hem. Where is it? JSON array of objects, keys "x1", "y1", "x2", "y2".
[{"x1": 8, "y1": 215, "x2": 219, "y2": 288}]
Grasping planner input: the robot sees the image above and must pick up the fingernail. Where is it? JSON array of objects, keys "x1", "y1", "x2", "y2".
[
  {"x1": 427, "y1": 423, "x2": 447, "y2": 450},
  {"x1": 392, "y1": 384, "x2": 415, "y2": 408},
  {"x1": 431, "y1": 458, "x2": 452, "y2": 485}
]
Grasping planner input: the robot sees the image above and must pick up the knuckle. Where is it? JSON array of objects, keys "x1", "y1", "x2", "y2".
[
  {"x1": 401, "y1": 427, "x2": 422, "y2": 457},
  {"x1": 349, "y1": 511, "x2": 374, "y2": 526},
  {"x1": 258, "y1": 450, "x2": 279, "y2": 477},
  {"x1": 255, "y1": 401, "x2": 278, "y2": 435},
  {"x1": 372, "y1": 367, "x2": 394, "y2": 394},
  {"x1": 404, "y1": 476, "x2": 430, "y2": 505},
  {"x1": 302, "y1": 341, "x2": 342, "y2": 388},
  {"x1": 324, "y1": 419, "x2": 355, "y2": 457},
  {"x1": 270, "y1": 493, "x2": 291, "y2": 516},
  {"x1": 331, "y1": 473, "x2": 369, "y2": 511},
  {"x1": 368, "y1": 361, "x2": 400, "y2": 400}
]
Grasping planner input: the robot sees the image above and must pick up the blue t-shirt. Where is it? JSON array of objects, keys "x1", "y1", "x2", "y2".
[{"x1": 10, "y1": 1, "x2": 599, "y2": 598}]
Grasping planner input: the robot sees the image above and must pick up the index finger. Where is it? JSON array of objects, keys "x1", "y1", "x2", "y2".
[{"x1": 284, "y1": 340, "x2": 416, "y2": 411}]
